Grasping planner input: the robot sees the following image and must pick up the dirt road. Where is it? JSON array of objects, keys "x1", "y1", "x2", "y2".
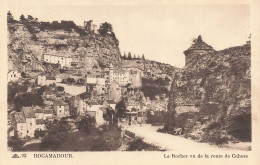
[{"x1": 126, "y1": 125, "x2": 235, "y2": 151}]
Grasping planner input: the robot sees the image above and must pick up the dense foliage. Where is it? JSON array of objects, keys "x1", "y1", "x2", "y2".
[
  {"x1": 115, "y1": 100, "x2": 126, "y2": 118},
  {"x1": 141, "y1": 78, "x2": 170, "y2": 100},
  {"x1": 77, "y1": 116, "x2": 96, "y2": 133},
  {"x1": 41, "y1": 121, "x2": 71, "y2": 149},
  {"x1": 13, "y1": 86, "x2": 46, "y2": 111}
]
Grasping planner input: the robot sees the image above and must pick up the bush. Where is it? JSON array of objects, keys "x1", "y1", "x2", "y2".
[
  {"x1": 14, "y1": 92, "x2": 44, "y2": 111},
  {"x1": 8, "y1": 139, "x2": 26, "y2": 151},
  {"x1": 226, "y1": 113, "x2": 251, "y2": 142},
  {"x1": 77, "y1": 116, "x2": 96, "y2": 133},
  {"x1": 41, "y1": 121, "x2": 71, "y2": 149},
  {"x1": 127, "y1": 138, "x2": 162, "y2": 151},
  {"x1": 34, "y1": 130, "x2": 47, "y2": 139},
  {"x1": 56, "y1": 86, "x2": 64, "y2": 92}
]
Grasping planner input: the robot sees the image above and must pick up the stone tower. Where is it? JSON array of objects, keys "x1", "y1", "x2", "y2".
[{"x1": 183, "y1": 35, "x2": 215, "y2": 66}]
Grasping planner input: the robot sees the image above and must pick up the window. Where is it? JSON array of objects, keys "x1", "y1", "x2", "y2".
[
  {"x1": 30, "y1": 123, "x2": 32, "y2": 126},
  {"x1": 27, "y1": 130, "x2": 29, "y2": 133},
  {"x1": 60, "y1": 110, "x2": 62, "y2": 113}
]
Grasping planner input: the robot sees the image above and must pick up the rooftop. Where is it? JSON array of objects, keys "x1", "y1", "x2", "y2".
[
  {"x1": 22, "y1": 107, "x2": 36, "y2": 118},
  {"x1": 36, "y1": 119, "x2": 45, "y2": 125},
  {"x1": 54, "y1": 100, "x2": 67, "y2": 106},
  {"x1": 184, "y1": 35, "x2": 214, "y2": 55},
  {"x1": 107, "y1": 100, "x2": 116, "y2": 104},
  {"x1": 14, "y1": 112, "x2": 26, "y2": 123},
  {"x1": 44, "y1": 110, "x2": 53, "y2": 114},
  {"x1": 35, "y1": 109, "x2": 44, "y2": 113}
]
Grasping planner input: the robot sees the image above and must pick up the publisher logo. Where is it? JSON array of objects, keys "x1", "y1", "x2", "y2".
[{"x1": 12, "y1": 154, "x2": 20, "y2": 158}]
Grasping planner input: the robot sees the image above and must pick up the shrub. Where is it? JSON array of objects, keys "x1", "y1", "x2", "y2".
[
  {"x1": 34, "y1": 130, "x2": 47, "y2": 139},
  {"x1": 8, "y1": 139, "x2": 26, "y2": 151},
  {"x1": 41, "y1": 121, "x2": 71, "y2": 149},
  {"x1": 126, "y1": 138, "x2": 162, "y2": 151},
  {"x1": 77, "y1": 116, "x2": 96, "y2": 133},
  {"x1": 56, "y1": 86, "x2": 64, "y2": 92}
]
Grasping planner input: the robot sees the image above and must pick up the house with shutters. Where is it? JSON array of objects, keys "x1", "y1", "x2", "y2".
[
  {"x1": 54, "y1": 100, "x2": 70, "y2": 119},
  {"x1": 8, "y1": 70, "x2": 21, "y2": 82},
  {"x1": 12, "y1": 107, "x2": 36, "y2": 138}
]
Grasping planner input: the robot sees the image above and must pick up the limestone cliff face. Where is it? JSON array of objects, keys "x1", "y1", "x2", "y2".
[
  {"x1": 168, "y1": 42, "x2": 251, "y2": 142},
  {"x1": 8, "y1": 23, "x2": 121, "y2": 74}
]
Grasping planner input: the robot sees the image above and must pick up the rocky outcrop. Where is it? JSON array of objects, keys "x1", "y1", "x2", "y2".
[
  {"x1": 8, "y1": 23, "x2": 121, "y2": 75},
  {"x1": 168, "y1": 38, "x2": 251, "y2": 143}
]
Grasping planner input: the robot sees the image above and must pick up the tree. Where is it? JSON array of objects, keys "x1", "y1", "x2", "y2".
[
  {"x1": 128, "y1": 52, "x2": 132, "y2": 60},
  {"x1": 77, "y1": 116, "x2": 96, "y2": 133},
  {"x1": 31, "y1": 34, "x2": 38, "y2": 41},
  {"x1": 56, "y1": 86, "x2": 64, "y2": 92},
  {"x1": 21, "y1": 72, "x2": 26, "y2": 78},
  {"x1": 41, "y1": 121, "x2": 71, "y2": 149},
  {"x1": 105, "y1": 107, "x2": 117, "y2": 124},
  {"x1": 123, "y1": 52, "x2": 127, "y2": 59},
  {"x1": 27, "y1": 15, "x2": 34, "y2": 22},
  {"x1": 67, "y1": 78, "x2": 75, "y2": 84},
  {"x1": 197, "y1": 35, "x2": 203, "y2": 42},
  {"x1": 98, "y1": 22, "x2": 113, "y2": 35},
  {"x1": 76, "y1": 78, "x2": 85, "y2": 85},
  {"x1": 133, "y1": 54, "x2": 136, "y2": 59},
  {"x1": 19, "y1": 14, "x2": 27, "y2": 23},
  {"x1": 142, "y1": 54, "x2": 145, "y2": 60},
  {"x1": 115, "y1": 100, "x2": 126, "y2": 118},
  {"x1": 7, "y1": 11, "x2": 14, "y2": 23}
]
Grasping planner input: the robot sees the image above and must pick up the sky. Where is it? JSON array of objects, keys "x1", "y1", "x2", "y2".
[{"x1": 8, "y1": 4, "x2": 250, "y2": 67}]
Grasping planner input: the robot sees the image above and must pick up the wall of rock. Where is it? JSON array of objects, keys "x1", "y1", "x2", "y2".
[
  {"x1": 8, "y1": 23, "x2": 121, "y2": 75},
  {"x1": 168, "y1": 43, "x2": 251, "y2": 143}
]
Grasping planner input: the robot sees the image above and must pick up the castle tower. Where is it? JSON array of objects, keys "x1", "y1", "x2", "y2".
[
  {"x1": 84, "y1": 20, "x2": 97, "y2": 33},
  {"x1": 183, "y1": 35, "x2": 215, "y2": 66}
]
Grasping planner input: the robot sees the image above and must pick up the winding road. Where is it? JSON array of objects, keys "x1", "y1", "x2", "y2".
[{"x1": 125, "y1": 125, "x2": 238, "y2": 151}]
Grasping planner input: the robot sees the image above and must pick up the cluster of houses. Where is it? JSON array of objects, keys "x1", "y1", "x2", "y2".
[
  {"x1": 8, "y1": 55, "x2": 172, "y2": 139},
  {"x1": 11, "y1": 106, "x2": 52, "y2": 138},
  {"x1": 7, "y1": 21, "x2": 172, "y2": 139}
]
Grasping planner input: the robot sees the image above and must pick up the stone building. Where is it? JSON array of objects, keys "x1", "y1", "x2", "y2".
[
  {"x1": 13, "y1": 107, "x2": 36, "y2": 138},
  {"x1": 43, "y1": 54, "x2": 72, "y2": 68},
  {"x1": 37, "y1": 74, "x2": 61, "y2": 86},
  {"x1": 8, "y1": 70, "x2": 21, "y2": 82},
  {"x1": 84, "y1": 20, "x2": 98, "y2": 33},
  {"x1": 54, "y1": 100, "x2": 70, "y2": 119},
  {"x1": 109, "y1": 64, "x2": 130, "y2": 86},
  {"x1": 184, "y1": 35, "x2": 215, "y2": 66},
  {"x1": 109, "y1": 62, "x2": 142, "y2": 88}
]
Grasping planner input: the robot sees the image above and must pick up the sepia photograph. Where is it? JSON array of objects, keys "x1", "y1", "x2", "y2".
[
  {"x1": 6, "y1": 3, "x2": 252, "y2": 152},
  {"x1": 1, "y1": 0, "x2": 260, "y2": 164}
]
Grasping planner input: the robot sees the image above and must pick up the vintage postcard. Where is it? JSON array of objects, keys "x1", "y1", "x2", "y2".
[{"x1": 0, "y1": 0, "x2": 260, "y2": 165}]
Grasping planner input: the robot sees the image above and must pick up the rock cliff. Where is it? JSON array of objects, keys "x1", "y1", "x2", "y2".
[
  {"x1": 168, "y1": 38, "x2": 251, "y2": 143},
  {"x1": 8, "y1": 22, "x2": 120, "y2": 75}
]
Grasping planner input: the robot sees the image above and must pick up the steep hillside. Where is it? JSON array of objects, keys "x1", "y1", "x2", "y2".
[
  {"x1": 8, "y1": 22, "x2": 176, "y2": 79},
  {"x1": 8, "y1": 22, "x2": 120, "y2": 76},
  {"x1": 168, "y1": 43, "x2": 251, "y2": 144}
]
